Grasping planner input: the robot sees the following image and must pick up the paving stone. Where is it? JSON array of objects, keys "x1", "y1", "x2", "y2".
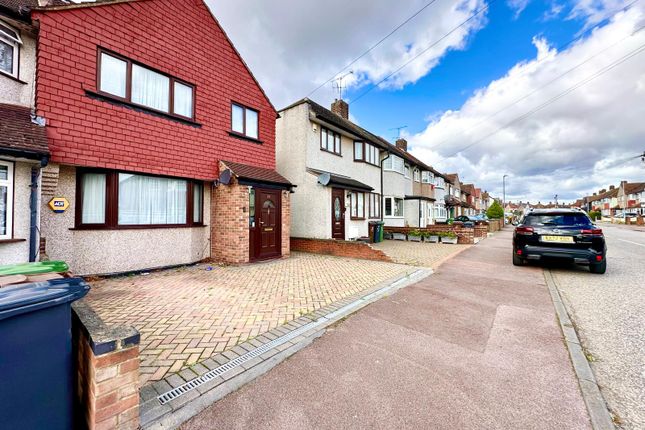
[
  {"x1": 84, "y1": 252, "x2": 414, "y2": 385},
  {"x1": 166, "y1": 374, "x2": 185, "y2": 389}
]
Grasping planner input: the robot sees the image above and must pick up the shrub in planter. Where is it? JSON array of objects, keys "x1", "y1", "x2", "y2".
[
  {"x1": 408, "y1": 230, "x2": 423, "y2": 242},
  {"x1": 424, "y1": 232, "x2": 440, "y2": 243},
  {"x1": 440, "y1": 231, "x2": 458, "y2": 244}
]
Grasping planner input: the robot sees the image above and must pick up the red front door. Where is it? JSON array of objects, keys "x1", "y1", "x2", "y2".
[
  {"x1": 250, "y1": 188, "x2": 281, "y2": 261},
  {"x1": 331, "y1": 188, "x2": 345, "y2": 240}
]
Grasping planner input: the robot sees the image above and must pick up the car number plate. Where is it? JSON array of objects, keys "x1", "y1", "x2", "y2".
[{"x1": 541, "y1": 235, "x2": 573, "y2": 243}]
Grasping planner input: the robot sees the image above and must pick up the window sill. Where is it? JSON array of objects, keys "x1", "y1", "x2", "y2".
[
  {"x1": 228, "y1": 131, "x2": 263, "y2": 144},
  {"x1": 70, "y1": 224, "x2": 208, "y2": 231},
  {"x1": 0, "y1": 238, "x2": 27, "y2": 244},
  {"x1": 85, "y1": 89, "x2": 202, "y2": 127},
  {"x1": 0, "y1": 70, "x2": 28, "y2": 84},
  {"x1": 320, "y1": 148, "x2": 342, "y2": 157},
  {"x1": 350, "y1": 217, "x2": 366, "y2": 221}
]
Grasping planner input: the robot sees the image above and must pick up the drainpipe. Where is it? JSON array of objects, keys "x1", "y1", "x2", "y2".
[
  {"x1": 29, "y1": 156, "x2": 48, "y2": 262},
  {"x1": 380, "y1": 151, "x2": 390, "y2": 222}
]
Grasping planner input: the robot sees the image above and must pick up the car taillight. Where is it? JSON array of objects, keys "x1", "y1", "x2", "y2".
[
  {"x1": 515, "y1": 226, "x2": 534, "y2": 235},
  {"x1": 581, "y1": 229, "x2": 603, "y2": 236}
]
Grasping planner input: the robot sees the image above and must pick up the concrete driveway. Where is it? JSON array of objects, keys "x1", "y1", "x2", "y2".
[
  {"x1": 183, "y1": 230, "x2": 591, "y2": 430},
  {"x1": 85, "y1": 252, "x2": 415, "y2": 386}
]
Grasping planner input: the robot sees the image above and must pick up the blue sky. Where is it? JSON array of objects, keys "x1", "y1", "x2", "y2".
[
  {"x1": 347, "y1": 1, "x2": 585, "y2": 141},
  {"x1": 212, "y1": 0, "x2": 645, "y2": 202}
]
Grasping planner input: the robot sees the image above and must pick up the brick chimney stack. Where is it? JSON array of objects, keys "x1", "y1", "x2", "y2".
[
  {"x1": 331, "y1": 99, "x2": 349, "y2": 120},
  {"x1": 609, "y1": 185, "x2": 615, "y2": 190},
  {"x1": 395, "y1": 138, "x2": 408, "y2": 152}
]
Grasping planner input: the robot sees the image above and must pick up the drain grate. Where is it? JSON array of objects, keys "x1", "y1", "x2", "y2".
[{"x1": 156, "y1": 269, "x2": 425, "y2": 405}]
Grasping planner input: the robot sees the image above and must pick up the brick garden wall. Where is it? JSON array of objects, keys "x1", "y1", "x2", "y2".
[
  {"x1": 474, "y1": 224, "x2": 488, "y2": 238},
  {"x1": 488, "y1": 219, "x2": 503, "y2": 232},
  {"x1": 385, "y1": 225, "x2": 476, "y2": 245},
  {"x1": 34, "y1": 0, "x2": 277, "y2": 181},
  {"x1": 73, "y1": 301, "x2": 140, "y2": 430},
  {"x1": 291, "y1": 237, "x2": 393, "y2": 262}
]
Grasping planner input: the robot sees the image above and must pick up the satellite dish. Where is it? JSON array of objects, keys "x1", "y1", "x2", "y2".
[
  {"x1": 318, "y1": 172, "x2": 331, "y2": 186},
  {"x1": 219, "y1": 169, "x2": 232, "y2": 185}
]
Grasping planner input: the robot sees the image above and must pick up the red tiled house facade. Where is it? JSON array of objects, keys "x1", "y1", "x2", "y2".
[{"x1": 34, "y1": 0, "x2": 291, "y2": 274}]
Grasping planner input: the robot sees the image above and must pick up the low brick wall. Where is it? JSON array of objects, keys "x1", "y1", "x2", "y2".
[
  {"x1": 474, "y1": 224, "x2": 488, "y2": 238},
  {"x1": 488, "y1": 219, "x2": 503, "y2": 232},
  {"x1": 73, "y1": 301, "x2": 140, "y2": 429},
  {"x1": 384, "y1": 225, "x2": 475, "y2": 245},
  {"x1": 290, "y1": 237, "x2": 393, "y2": 262}
]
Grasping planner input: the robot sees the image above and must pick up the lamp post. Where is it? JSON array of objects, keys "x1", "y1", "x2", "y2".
[{"x1": 503, "y1": 174, "x2": 508, "y2": 224}]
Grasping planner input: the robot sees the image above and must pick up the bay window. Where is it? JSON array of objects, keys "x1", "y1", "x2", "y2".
[
  {"x1": 77, "y1": 169, "x2": 203, "y2": 228},
  {"x1": 231, "y1": 103, "x2": 259, "y2": 139},
  {"x1": 368, "y1": 193, "x2": 380, "y2": 219},
  {"x1": 384, "y1": 197, "x2": 404, "y2": 217},
  {"x1": 0, "y1": 21, "x2": 20, "y2": 78},
  {"x1": 422, "y1": 171, "x2": 433, "y2": 184},
  {"x1": 0, "y1": 161, "x2": 14, "y2": 240},
  {"x1": 320, "y1": 126, "x2": 341, "y2": 155},
  {"x1": 97, "y1": 49, "x2": 195, "y2": 120},
  {"x1": 384, "y1": 154, "x2": 404, "y2": 174},
  {"x1": 353, "y1": 141, "x2": 379, "y2": 166},
  {"x1": 350, "y1": 191, "x2": 365, "y2": 219}
]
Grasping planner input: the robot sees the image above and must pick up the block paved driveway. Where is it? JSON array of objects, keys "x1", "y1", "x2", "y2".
[
  {"x1": 85, "y1": 252, "x2": 417, "y2": 386},
  {"x1": 372, "y1": 239, "x2": 470, "y2": 268}
]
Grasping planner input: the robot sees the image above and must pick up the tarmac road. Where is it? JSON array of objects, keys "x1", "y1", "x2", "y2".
[{"x1": 550, "y1": 224, "x2": 645, "y2": 430}]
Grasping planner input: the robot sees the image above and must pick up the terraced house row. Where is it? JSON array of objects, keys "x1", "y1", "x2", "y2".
[{"x1": 0, "y1": 0, "x2": 487, "y2": 274}]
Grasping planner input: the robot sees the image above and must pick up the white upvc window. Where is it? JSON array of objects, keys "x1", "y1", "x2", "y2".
[
  {"x1": 421, "y1": 171, "x2": 433, "y2": 184},
  {"x1": 0, "y1": 21, "x2": 21, "y2": 78},
  {"x1": 384, "y1": 196, "x2": 404, "y2": 218},
  {"x1": 404, "y1": 165, "x2": 411, "y2": 179},
  {"x1": 383, "y1": 154, "x2": 404, "y2": 174},
  {"x1": 0, "y1": 160, "x2": 14, "y2": 240},
  {"x1": 413, "y1": 169, "x2": 420, "y2": 182}
]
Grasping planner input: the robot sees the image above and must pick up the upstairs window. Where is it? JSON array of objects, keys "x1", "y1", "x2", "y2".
[
  {"x1": 404, "y1": 165, "x2": 411, "y2": 179},
  {"x1": 97, "y1": 49, "x2": 195, "y2": 120},
  {"x1": 353, "y1": 142, "x2": 379, "y2": 166},
  {"x1": 422, "y1": 171, "x2": 433, "y2": 184},
  {"x1": 384, "y1": 154, "x2": 404, "y2": 174},
  {"x1": 413, "y1": 169, "x2": 420, "y2": 182},
  {"x1": 0, "y1": 21, "x2": 21, "y2": 78},
  {"x1": 321, "y1": 126, "x2": 341, "y2": 155},
  {"x1": 231, "y1": 103, "x2": 259, "y2": 139}
]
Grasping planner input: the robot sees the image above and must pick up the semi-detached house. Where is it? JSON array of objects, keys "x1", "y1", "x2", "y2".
[
  {"x1": 276, "y1": 97, "x2": 451, "y2": 240},
  {"x1": 0, "y1": 0, "x2": 49, "y2": 264},
  {"x1": 32, "y1": 0, "x2": 291, "y2": 274}
]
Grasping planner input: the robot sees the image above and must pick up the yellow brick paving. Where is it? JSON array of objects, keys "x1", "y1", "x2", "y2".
[
  {"x1": 372, "y1": 240, "x2": 471, "y2": 269},
  {"x1": 85, "y1": 252, "x2": 419, "y2": 386}
]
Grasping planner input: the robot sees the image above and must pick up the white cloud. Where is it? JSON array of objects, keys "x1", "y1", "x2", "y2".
[
  {"x1": 207, "y1": 0, "x2": 488, "y2": 108},
  {"x1": 408, "y1": 5, "x2": 645, "y2": 201}
]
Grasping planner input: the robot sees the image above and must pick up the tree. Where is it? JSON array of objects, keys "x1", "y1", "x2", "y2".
[{"x1": 487, "y1": 200, "x2": 504, "y2": 219}]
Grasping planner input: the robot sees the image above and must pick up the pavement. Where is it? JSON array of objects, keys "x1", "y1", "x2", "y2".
[
  {"x1": 372, "y1": 239, "x2": 470, "y2": 268},
  {"x1": 183, "y1": 230, "x2": 591, "y2": 430},
  {"x1": 85, "y1": 252, "x2": 419, "y2": 385},
  {"x1": 549, "y1": 224, "x2": 645, "y2": 429}
]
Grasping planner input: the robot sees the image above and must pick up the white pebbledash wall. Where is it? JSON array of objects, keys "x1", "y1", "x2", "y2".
[
  {"x1": 39, "y1": 165, "x2": 211, "y2": 275},
  {"x1": 0, "y1": 23, "x2": 43, "y2": 265},
  {"x1": 276, "y1": 102, "x2": 382, "y2": 240}
]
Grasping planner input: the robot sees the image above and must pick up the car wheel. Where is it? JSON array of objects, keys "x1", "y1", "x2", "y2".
[
  {"x1": 512, "y1": 251, "x2": 523, "y2": 266},
  {"x1": 589, "y1": 260, "x2": 607, "y2": 274}
]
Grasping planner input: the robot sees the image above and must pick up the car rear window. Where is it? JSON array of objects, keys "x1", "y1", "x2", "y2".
[{"x1": 524, "y1": 213, "x2": 591, "y2": 227}]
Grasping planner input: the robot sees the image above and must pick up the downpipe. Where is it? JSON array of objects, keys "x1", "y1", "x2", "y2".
[{"x1": 29, "y1": 156, "x2": 48, "y2": 262}]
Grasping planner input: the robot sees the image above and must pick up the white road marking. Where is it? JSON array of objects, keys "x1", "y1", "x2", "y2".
[{"x1": 617, "y1": 238, "x2": 645, "y2": 247}]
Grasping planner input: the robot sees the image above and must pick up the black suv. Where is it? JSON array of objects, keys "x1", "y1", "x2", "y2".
[{"x1": 512, "y1": 208, "x2": 607, "y2": 274}]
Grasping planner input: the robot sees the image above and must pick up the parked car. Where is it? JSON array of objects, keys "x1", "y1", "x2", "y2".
[
  {"x1": 454, "y1": 215, "x2": 475, "y2": 222},
  {"x1": 512, "y1": 208, "x2": 607, "y2": 274},
  {"x1": 471, "y1": 214, "x2": 489, "y2": 222}
]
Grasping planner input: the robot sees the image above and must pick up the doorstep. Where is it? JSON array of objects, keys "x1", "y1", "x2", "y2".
[{"x1": 139, "y1": 268, "x2": 431, "y2": 429}]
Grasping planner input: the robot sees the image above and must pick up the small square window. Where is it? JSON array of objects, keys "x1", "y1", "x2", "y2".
[
  {"x1": 99, "y1": 52, "x2": 127, "y2": 98},
  {"x1": 231, "y1": 103, "x2": 259, "y2": 139}
]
